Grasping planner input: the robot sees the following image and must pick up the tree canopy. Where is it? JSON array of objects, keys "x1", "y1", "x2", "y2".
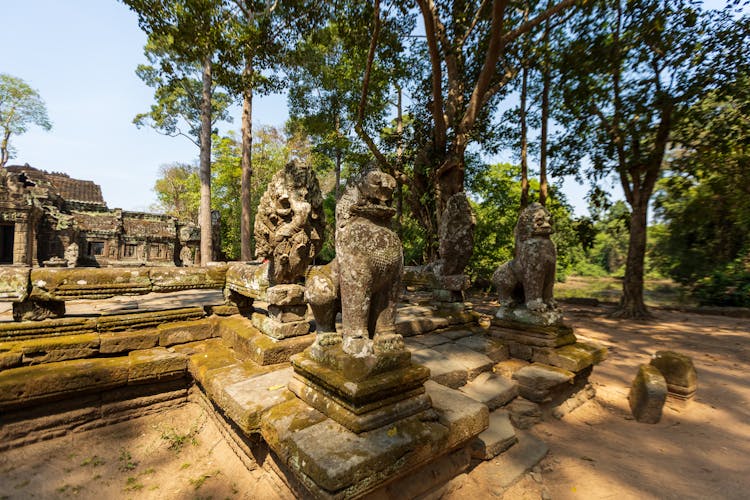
[{"x1": 0, "y1": 74, "x2": 52, "y2": 168}]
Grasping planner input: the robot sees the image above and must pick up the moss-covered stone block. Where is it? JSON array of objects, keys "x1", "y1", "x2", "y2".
[
  {"x1": 184, "y1": 338, "x2": 238, "y2": 382},
  {"x1": 12, "y1": 333, "x2": 99, "y2": 365},
  {"x1": 532, "y1": 341, "x2": 608, "y2": 373},
  {"x1": 128, "y1": 347, "x2": 187, "y2": 384},
  {"x1": 0, "y1": 317, "x2": 97, "y2": 342},
  {"x1": 96, "y1": 307, "x2": 205, "y2": 332},
  {"x1": 99, "y1": 330, "x2": 159, "y2": 354},
  {"x1": 650, "y1": 350, "x2": 697, "y2": 400},
  {"x1": 0, "y1": 357, "x2": 130, "y2": 410},
  {"x1": 0, "y1": 267, "x2": 30, "y2": 302},
  {"x1": 150, "y1": 264, "x2": 227, "y2": 292},
  {"x1": 157, "y1": 317, "x2": 217, "y2": 346},
  {"x1": 29, "y1": 267, "x2": 152, "y2": 300}
]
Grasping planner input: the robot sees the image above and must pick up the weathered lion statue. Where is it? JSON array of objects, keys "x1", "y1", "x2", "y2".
[
  {"x1": 492, "y1": 203, "x2": 557, "y2": 315},
  {"x1": 305, "y1": 169, "x2": 404, "y2": 357}
]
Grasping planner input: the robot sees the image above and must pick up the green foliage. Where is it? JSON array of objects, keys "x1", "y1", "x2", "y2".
[
  {"x1": 466, "y1": 163, "x2": 581, "y2": 286},
  {"x1": 691, "y1": 255, "x2": 750, "y2": 307},
  {"x1": 152, "y1": 162, "x2": 200, "y2": 221},
  {"x1": 0, "y1": 73, "x2": 52, "y2": 167}
]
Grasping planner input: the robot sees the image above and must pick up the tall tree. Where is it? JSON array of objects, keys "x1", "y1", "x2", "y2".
[
  {"x1": 398, "y1": 0, "x2": 578, "y2": 259},
  {"x1": 0, "y1": 74, "x2": 52, "y2": 168},
  {"x1": 123, "y1": 0, "x2": 230, "y2": 265},
  {"x1": 552, "y1": 0, "x2": 739, "y2": 317}
]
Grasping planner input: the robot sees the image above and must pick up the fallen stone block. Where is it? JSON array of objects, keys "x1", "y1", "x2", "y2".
[
  {"x1": 629, "y1": 364, "x2": 667, "y2": 423},
  {"x1": 650, "y1": 350, "x2": 697, "y2": 401},
  {"x1": 459, "y1": 371, "x2": 518, "y2": 410},
  {"x1": 251, "y1": 313, "x2": 310, "y2": 340},
  {"x1": 470, "y1": 410, "x2": 518, "y2": 459},
  {"x1": 149, "y1": 264, "x2": 226, "y2": 292},
  {"x1": 490, "y1": 430, "x2": 549, "y2": 488},
  {"x1": 0, "y1": 350, "x2": 22, "y2": 371},
  {"x1": 507, "y1": 398, "x2": 542, "y2": 429}
]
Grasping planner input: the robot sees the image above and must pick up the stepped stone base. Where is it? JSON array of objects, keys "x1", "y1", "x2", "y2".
[{"x1": 289, "y1": 346, "x2": 431, "y2": 433}]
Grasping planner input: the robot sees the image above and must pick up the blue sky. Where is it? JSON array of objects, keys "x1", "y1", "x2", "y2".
[
  {"x1": 5, "y1": 0, "x2": 691, "y2": 215},
  {"x1": 1, "y1": 0, "x2": 287, "y2": 211}
]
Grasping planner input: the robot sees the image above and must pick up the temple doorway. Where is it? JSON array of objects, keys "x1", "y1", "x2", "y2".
[{"x1": 0, "y1": 224, "x2": 14, "y2": 264}]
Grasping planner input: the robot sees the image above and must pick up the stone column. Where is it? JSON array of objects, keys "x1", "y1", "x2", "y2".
[{"x1": 12, "y1": 221, "x2": 30, "y2": 266}]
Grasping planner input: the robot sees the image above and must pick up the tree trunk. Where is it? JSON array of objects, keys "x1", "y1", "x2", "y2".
[
  {"x1": 539, "y1": 14, "x2": 550, "y2": 207},
  {"x1": 334, "y1": 114, "x2": 342, "y2": 200},
  {"x1": 395, "y1": 86, "x2": 404, "y2": 231},
  {"x1": 240, "y1": 58, "x2": 254, "y2": 261},
  {"x1": 520, "y1": 5, "x2": 529, "y2": 209},
  {"x1": 614, "y1": 196, "x2": 650, "y2": 318},
  {"x1": 520, "y1": 63, "x2": 529, "y2": 208},
  {"x1": 199, "y1": 55, "x2": 213, "y2": 266}
]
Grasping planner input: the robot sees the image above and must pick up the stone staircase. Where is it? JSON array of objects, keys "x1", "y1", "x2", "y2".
[{"x1": 0, "y1": 297, "x2": 606, "y2": 497}]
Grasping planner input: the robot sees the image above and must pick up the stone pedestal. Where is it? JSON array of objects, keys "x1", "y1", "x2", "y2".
[
  {"x1": 252, "y1": 284, "x2": 311, "y2": 340},
  {"x1": 289, "y1": 343, "x2": 432, "y2": 433}
]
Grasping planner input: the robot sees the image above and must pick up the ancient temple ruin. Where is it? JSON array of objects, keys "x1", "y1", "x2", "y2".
[
  {"x1": 0, "y1": 164, "x2": 199, "y2": 267},
  {"x1": 0, "y1": 162, "x2": 608, "y2": 498}
]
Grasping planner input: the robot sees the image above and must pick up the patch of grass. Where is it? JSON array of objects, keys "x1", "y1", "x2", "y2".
[
  {"x1": 14, "y1": 479, "x2": 29, "y2": 489},
  {"x1": 56, "y1": 484, "x2": 70, "y2": 493},
  {"x1": 141, "y1": 467, "x2": 156, "y2": 475},
  {"x1": 181, "y1": 462, "x2": 192, "y2": 469},
  {"x1": 80, "y1": 455, "x2": 105, "y2": 467},
  {"x1": 124, "y1": 476, "x2": 144, "y2": 492},
  {"x1": 118, "y1": 448, "x2": 138, "y2": 472},
  {"x1": 189, "y1": 469, "x2": 221, "y2": 490},
  {"x1": 161, "y1": 424, "x2": 200, "y2": 452}
]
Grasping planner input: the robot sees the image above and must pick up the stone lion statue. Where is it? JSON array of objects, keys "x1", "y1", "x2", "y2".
[
  {"x1": 254, "y1": 161, "x2": 324, "y2": 284},
  {"x1": 492, "y1": 203, "x2": 557, "y2": 314},
  {"x1": 305, "y1": 169, "x2": 404, "y2": 357}
]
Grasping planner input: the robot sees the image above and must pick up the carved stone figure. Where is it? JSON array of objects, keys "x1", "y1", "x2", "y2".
[
  {"x1": 438, "y1": 192, "x2": 476, "y2": 276},
  {"x1": 64, "y1": 242, "x2": 79, "y2": 268},
  {"x1": 306, "y1": 169, "x2": 404, "y2": 357},
  {"x1": 254, "y1": 161, "x2": 324, "y2": 284},
  {"x1": 179, "y1": 245, "x2": 194, "y2": 267},
  {"x1": 492, "y1": 203, "x2": 557, "y2": 315}
]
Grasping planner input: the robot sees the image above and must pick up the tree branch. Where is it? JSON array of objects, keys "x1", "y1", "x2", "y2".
[
  {"x1": 416, "y1": 0, "x2": 447, "y2": 152},
  {"x1": 456, "y1": 0, "x2": 490, "y2": 48},
  {"x1": 355, "y1": 0, "x2": 390, "y2": 168}
]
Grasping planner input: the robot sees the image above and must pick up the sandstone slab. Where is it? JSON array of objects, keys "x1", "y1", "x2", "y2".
[
  {"x1": 470, "y1": 410, "x2": 517, "y2": 459},
  {"x1": 425, "y1": 380, "x2": 490, "y2": 450},
  {"x1": 213, "y1": 366, "x2": 295, "y2": 433},
  {"x1": 99, "y1": 330, "x2": 159, "y2": 354},
  {"x1": 128, "y1": 347, "x2": 187, "y2": 384},
  {"x1": 29, "y1": 267, "x2": 151, "y2": 300},
  {"x1": 0, "y1": 266, "x2": 30, "y2": 302},
  {"x1": 157, "y1": 317, "x2": 217, "y2": 346},
  {"x1": 252, "y1": 313, "x2": 310, "y2": 339},
  {"x1": 412, "y1": 348, "x2": 468, "y2": 389},
  {"x1": 490, "y1": 430, "x2": 549, "y2": 488},
  {"x1": 459, "y1": 371, "x2": 518, "y2": 410},
  {"x1": 15, "y1": 333, "x2": 99, "y2": 365},
  {"x1": 507, "y1": 397, "x2": 542, "y2": 429},
  {"x1": 433, "y1": 343, "x2": 494, "y2": 380},
  {"x1": 533, "y1": 341, "x2": 608, "y2": 372},
  {"x1": 219, "y1": 316, "x2": 314, "y2": 365},
  {"x1": 0, "y1": 357, "x2": 130, "y2": 410},
  {"x1": 456, "y1": 334, "x2": 510, "y2": 362},
  {"x1": 513, "y1": 363, "x2": 575, "y2": 403}
]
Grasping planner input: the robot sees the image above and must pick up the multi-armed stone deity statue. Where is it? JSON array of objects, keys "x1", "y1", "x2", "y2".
[
  {"x1": 254, "y1": 160, "x2": 325, "y2": 284},
  {"x1": 251, "y1": 160, "x2": 325, "y2": 339},
  {"x1": 492, "y1": 202, "x2": 561, "y2": 325}
]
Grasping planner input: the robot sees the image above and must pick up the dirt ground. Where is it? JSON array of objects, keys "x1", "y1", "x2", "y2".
[{"x1": 1, "y1": 304, "x2": 749, "y2": 499}]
